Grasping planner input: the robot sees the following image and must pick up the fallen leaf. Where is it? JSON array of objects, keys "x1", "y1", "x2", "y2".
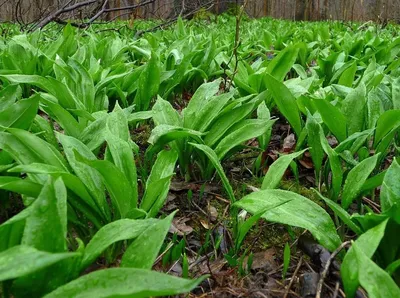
[
  {"x1": 169, "y1": 218, "x2": 193, "y2": 236},
  {"x1": 283, "y1": 133, "x2": 296, "y2": 152},
  {"x1": 200, "y1": 219, "x2": 210, "y2": 229},
  {"x1": 207, "y1": 205, "x2": 218, "y2": 222},
  {"x1": 242, "y1": 249, "x2": 277, "y2": 271}
]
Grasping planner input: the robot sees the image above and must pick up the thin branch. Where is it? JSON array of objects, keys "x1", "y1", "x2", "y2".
[
  {"x1": 283, "y1": 256, "x2": 303, "y2": 298},
  {"x1": 88, "y1": 0, "x2": 155, "y2": 23},
  {"x1": 315, "y1": 241, "x2": 351, "y2": 298},
  {"x1": 33, "y1": 0, "x2": 97, "y2": 30},
  {"x1": 135, "y1": 0, "x2": 215, "y2": 38}
]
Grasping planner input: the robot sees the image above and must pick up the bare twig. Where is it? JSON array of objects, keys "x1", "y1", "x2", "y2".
[
  {"x1": 33, "y1": 0, "x2": 97, "y2": 30},
  {"x1": 283, "y1": 256, "x2": 303, "y2": 298},
  {"x1": 88, "y1": 0, "x2": 155, "y2": 23},
  {"x1": 315, "y1": 241, "x2": 351, "y2": 298},
  {"x1": 135, "y1": 0, "x2": 214, "y2": 38},
  {"x1": 223, "y1": 0, "x2": 249, "y2": 91}
]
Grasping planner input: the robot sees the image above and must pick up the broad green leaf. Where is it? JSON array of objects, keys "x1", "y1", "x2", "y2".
[
  {"x1": 58, "y1": 134, "x2": 108, "y2": 219},
  {"x1": 215, "y1": 119, "x2": 274, "y2": 160},
  {"x1": 192, "y1": 91, "x2": 234, "y2": 132},
  {"x1": 234, "y1": 189, "x2": 341, "y2": 251},
  {"x1": 351, "y1": 241, "x2": 400, "y2": 298},
  {"x1": 341, "y1": 83, "x2": 366, "y2": 135},
  {"x1": 22, "y1": 177, "x2": 67, "y2": 253},
  {"x1": 127, "y1": 111, "x2": 154, "y2": 124},
  {"x1": 135, "y1": 52, "x2": 160, "y2": 111},
  {"x1": 266, "y1": 44, "x2": 299, "y2": 82},
  {"x1": 264, "y1": 73, "x2": 302, "y2": 136},
  {"x1": 44, "y1": 268, "x2": 205, "y2": 298},
  {"x1": 7, "y1": 128, "x2": 69, "y2": 171},
  {"x1": 183, "y1": 80, "x2": 220, "y2": 127},
  {"x1": 0, "y1": 95, "x2": 39, "y2": 131},
  {"x1": 313, "y1": 98, "x2": 347, "y2": 142},
  {"x1": 367, "y1": 89, "x2": 384, "y2": 130},
  {"x1": 338, "y1": 61, "x2": 357, "y2": 87},
  {"x1": 0, "y1": 245, "x2": 78, "y2": 282},
  {"x1": 374, "y1": 110, "x2": 400, "y2": 147},
  {"x1": 345, "y1": 217, "x2": 389, "y2": 298},
  {"x1": 39, "y1": 94, "x2": 82, "y2": 138},
  {"x1": 148, "y1": 125, "x2": 204, "y2": 153},
  {"x1": 152, "y1": 97, "x2": 182, "y2": 127},
  {"x1": 105, "y1": 135, "x2": 138, "y2": 207},
  {"x1": 261, "y1": 149, "x2": 307, "y2": 190},
  {"x1": 141, "y1": 149, "x2": 178, "y2": 215},
  {"x1": 342, "y1": 154, "x2": 379, "y2": 209},
  {"x1": 306, "y1": 114, "x2": 324, "y2": 181},
  {"x1": 204, "y1": 99, "x2": 257, "y2": 148},
  {"x1": 314, "y1": 191, "x2": 362, "y2": 235},
  {"x1": 81, "y1": 218, "x2": 158, "y2": 269},
  {"x1": 0, "y1": 176, "x2": 42, "y2": 197},
  {"x1": 392, "y1": 77, "x2": 400, "y2": 110},
  {"x1": 190, "y1": 143, "x2": 235, "y2": 202},
  {"x1": 257, "y1": 101, "x2": 272, "y2": 149},
  {"x1": 121, "y1": 213, "x2": 174, "y2": 269},
  {"x1": 335, "y1": 129, "x2": 374, "y2": 154},
  {"x1": 106, "y1": 103, "x2": 130, "y2": 141},
  {"x1": 0, "y1": 208, "x2": 30, "y2": 252},
  {"x1": 381, "y1": 158, "x2": 400, "y2": 212},
  {"x1": 75, "y1": 151, "x2": 135, "y2": 219}
]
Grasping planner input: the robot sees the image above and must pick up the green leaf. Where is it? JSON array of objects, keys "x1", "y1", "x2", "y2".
[
  {"x1": 282, "y1": 243, "x2": 291, "y2": 279},
  {"x1": 318, "y1": 128, "x2": 343, "y2": 199},
  {"x1": 0, "y1": 208, "x2": 30, "y2": 252},
  {"x1": 81, "y1": 218, "x2": 158, "y2": 269},
  {"x1": 352, "y1": 241, "x2": 400, "y2": 298},
  {"x1": 135, "y1": 52, "x2": 161, "y2": 111},
  {"x1": 306, "y1": 114, "x2": 324, "y2": 181},
  {"x1": 204, "y1": 98, "x2": 258, "y2": 148},
  {"x1": 152, "y1": 97, "x2": 182, "y2": 127},
  {"x1": 313, "y1": 98, "x2": 347, "y2": 142},
  {"x1": 39, "y1": 94, "x2": 82, "y2": 138},
  {"x1": 261, "y1": 149, "x2": 307, "y2": 190},
  {"x1": 0, "y1": 95, "x2": 39, "y2": 131},
  {"x1": 121, "y1": 213, "x2": 174, "y2": 269},
  {"x1": 266, "y1": 44, "x2": 299, "y2": 82},
  {"x1": 0, "y1": 245, "x2": 78, "y2": 282},
  {"x1": 191, "y1": 91, "x2": 234, "y2": 132},
  {"x1": 105, "y1": 133, "x2": 138, "y2": 208},
  {"x1": 264, "y1": 73, "x2": 302, "y2": 136},
  {"x1": 183, "y1": 80, "x2": 220, "y2": 128},
  {"x1": 58, "y1": 134, "x2": 108, "y2": 220},
  {"x1": 75, "y1": 151, "x2": 135, "y2": 219},
  {"x1": 341, "y1": 84, "x2": 366, "y2": 135},
  {"x1": 148, "y1": 124, "x2": 204, "y2": 153},
  {"x1": 392, "y1": 77, "x2": 400, "y2": 110},
  {"x1": 141, "y1": 150, "x2": 178, "y2": 217},
  {"x1": 44, "y1": 268, "x2": 206, "y2": 298},
  {"x1": 338, "y1": 61, "x2": 357, "y2": 87},
  {"x1": 215, "y1": 118, "x2": 274, "y2": 160},
  {"x1": 0, "y1": 176, "x2": 42, "y2": 197},
  {"x1": 381, "y1": 158, "x2": 400, "y2": 212},
  {"x1": 22, "y1": 177, "x2": 67, "y2": 253},
  {"x1": 341, "y1": 219, "x2": 388, "y2": 298},
  {"x1": 190, "y1": 143, "x2": 235, "y2": 203},
  {"x1": 374, "y1": 110, "x2": 400, "y2": 147},
  {"x1": 342, "y1": 154, "x2": 380, "y2": 209},
  {"x1": 314, "y1": 191, "x2": 362, "y2": 235},
  {"x1": 234, "y1": 189, "x2": 341, "y2": 251},
  {"x1": 7, "y1": 128, "x2": 69, "y2": 171}
]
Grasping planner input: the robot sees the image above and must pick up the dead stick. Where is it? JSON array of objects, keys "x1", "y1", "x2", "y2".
[
  {"x1": 315, "y1": 241, "x2": 351, "y2": 298},
  {"x1": 283, "y1": 256, "x2": 303, "y2": 298}
]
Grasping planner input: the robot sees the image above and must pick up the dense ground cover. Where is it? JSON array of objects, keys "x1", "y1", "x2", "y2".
[{"x1": 0, "y1": 16, "x2": 400, "y2": 297}]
